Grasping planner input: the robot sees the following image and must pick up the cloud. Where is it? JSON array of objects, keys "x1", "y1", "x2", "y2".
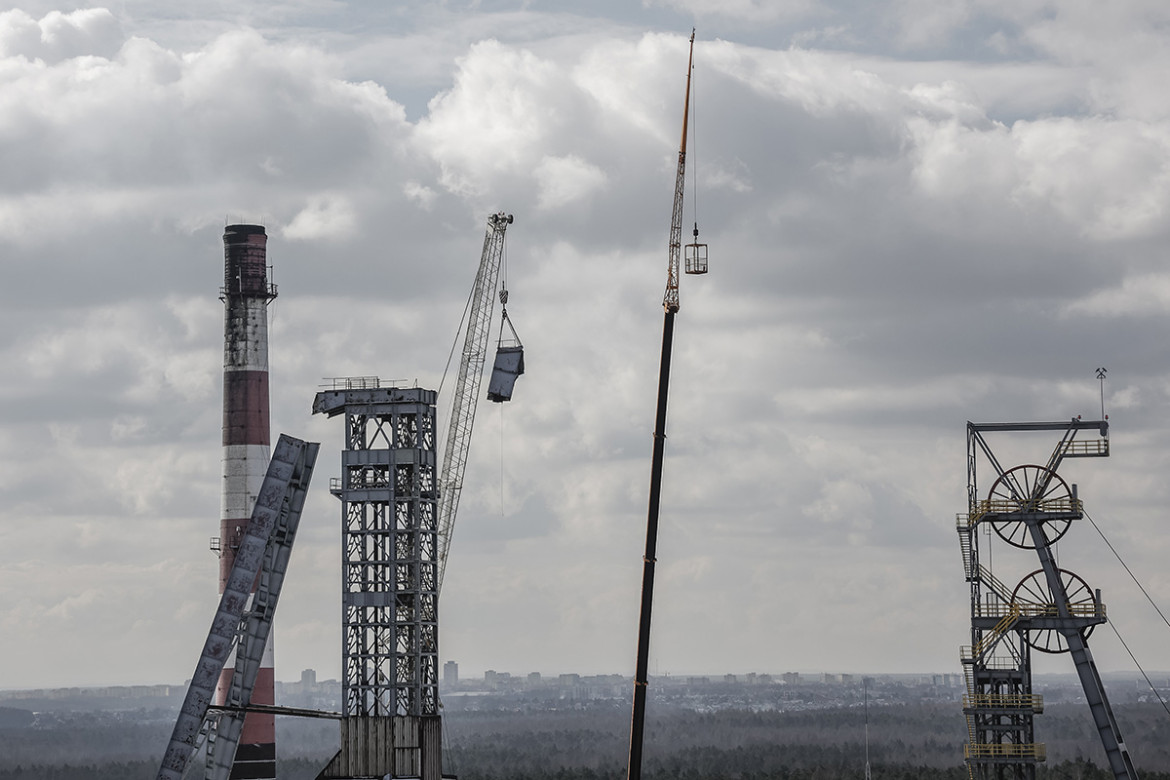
[
  {"x1": 4, "y1": 4, "x2": 1170, "y2": 688},
  {"x1": 1063, "y1": 273, "x2": 1170, "y2": 318},
  {"x1": 283, "y1": 194, "x2": 359, "y2": 240},
  {"x1": 534, "y1": 154, "x2": 607, "y2": 210},
  {"x1": 414, "y1": 39, "x2": 578, "y2": 200},
  {"x1": 0, "y1": 8, "x2": 124, "y2": 62},
  {"x1": 645, "y1": 0, "x2": 816, "y2": 24}
]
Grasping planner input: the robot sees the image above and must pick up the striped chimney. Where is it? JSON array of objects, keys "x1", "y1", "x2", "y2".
[{"x1": 218, "y1": 224, "x2": 277, "y2": 779}]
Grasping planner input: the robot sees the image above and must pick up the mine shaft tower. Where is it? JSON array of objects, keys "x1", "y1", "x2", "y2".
[
  {"x1": 313, "y1": 380, "x2": 442, "y2": 780},
  {"x1": 958, "y1": 418, "x2": 1137, "y2": 780}
]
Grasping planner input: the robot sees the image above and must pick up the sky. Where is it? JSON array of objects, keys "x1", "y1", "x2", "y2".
[{"x1": 1, "y1": 0, "x2": 1170, "y2": 692}]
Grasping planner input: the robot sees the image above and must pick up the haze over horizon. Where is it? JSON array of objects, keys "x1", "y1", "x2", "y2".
[{"x1": 2, "y1": 0, "x2": 1170, "y2": 691}]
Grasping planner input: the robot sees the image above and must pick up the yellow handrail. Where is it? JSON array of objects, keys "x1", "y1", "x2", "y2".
[
  {"x1": 974, "y1": 497, "x2": 1082, "y2": 517},
  {"x1": 965, "y1": 742, "x2": 1047, "y2": 760},
  {"x1": 973, "y1": 602, "x2": 1105, "y2": 619},
  {"x1": 963, "y1": 693, "x2": 1044, "y2": 711},
  {"x1": 959, "y1": 647, "x2": 1020, "y2": 669},
  {"x1": 970, "y1": 607, "x2": 1020, "y2": 660}
]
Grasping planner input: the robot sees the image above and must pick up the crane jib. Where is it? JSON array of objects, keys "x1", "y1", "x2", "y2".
[{"x1": 436, "y1": 212, "x2": 522, "y2": 593}]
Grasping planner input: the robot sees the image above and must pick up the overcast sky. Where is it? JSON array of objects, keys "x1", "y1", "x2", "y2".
[{"x1": 2, "y1": 0, "x2": 1170, "y2": 693}]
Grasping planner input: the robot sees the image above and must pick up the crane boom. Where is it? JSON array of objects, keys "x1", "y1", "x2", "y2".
[
  {"x1": 628, "y1": 31, "x2": 698, "y2": 780},
  {"x1": 663, "y1": 29, "x2": 695, "y2": 314},
  {"x1": 436, "y1": 212, "x2": 513, "y2": 593}
]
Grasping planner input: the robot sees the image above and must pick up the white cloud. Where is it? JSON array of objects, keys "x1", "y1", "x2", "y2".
[
  {"x1": 1010, "y1": 117, "x2": 1170, "y2": 239},
  {"x1": 283, "y1": 194, "x2": 359, "y2": 240},
  {"x1": 414, "y1": 40, "x2": 563, "y2": 197},
  {"x1": 0, "y1": 8, "x2": 124, "y2": 62},
  {"x1": 534, "y1": 154, "x2": 607, "y2": 210},
  {"x1": 45, "y1": 587, "x2": 100, "y2": 621}
]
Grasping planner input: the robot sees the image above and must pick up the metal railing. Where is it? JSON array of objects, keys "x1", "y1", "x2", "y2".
[
  {"x1": 965, "y1": 742, "x2": 1047, "y2": 760},
  {"x1": 972, "y1": 602, "x2": 1105, "y2": 619},
  {"x1": 1063, "y1": 438, "x2": 1108, "y2": 456},
  {"x1": 960, "y1": 648, "x2": 1020, "y2": 669},
  {"x1": 970, "y1": 607, "x2": 1020, "y2": 660},
  {"x1": 973, "y1": 497, "x2": 1082, "y2": 518},
  {"x1": 963, "y1": 693, "x2": 1044, "y2": 712},
  {"x1": 976, "y1": 565, "x2": 1013, "y2": 602},
  {"x1": 319, "y1": 376, "x2": 388, "y2": 390}
]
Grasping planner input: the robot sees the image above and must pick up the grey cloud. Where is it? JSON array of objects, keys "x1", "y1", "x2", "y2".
[
  {"x1": 0, "y1": 8, "x2": 124, "y2": 62},
  {"x1": 4, "y1": 4, "x2": 1170, "y2": 687}
]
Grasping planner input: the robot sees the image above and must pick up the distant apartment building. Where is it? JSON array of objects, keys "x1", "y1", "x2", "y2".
[
  {"x1": 444, "y1": 661, "x2": 459, "y2": 689},
  {"x1": 484, "y1": 670, "x2": 514, "y2": 690},
  {"x1": 782, "y1": 672, "x2": 799, "y2": 686}
]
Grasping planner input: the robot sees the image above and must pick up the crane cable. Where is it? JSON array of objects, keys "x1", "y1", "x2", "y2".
[
  {"x1": 691, "y1": 55, "x2": 699, "y2": 239},
  {"x1": 496, "y1": 239, "x2": 522, "y2": 347},
  {"x1": 1084, "y1": 509, "x2": 1170, "y2": 631},
  {"x1": 489, "y1": 230, "x2": 515, "y2": 519},
  {"x1": 437, "y1": 274, "x2": 477, "y2": 400},
  {"x1": 1082, "y1": 508, "x2": 1170, "y2": 718},
  {"x1": 1108, "y1": 620, "x2": 1170, "y2": 719}
]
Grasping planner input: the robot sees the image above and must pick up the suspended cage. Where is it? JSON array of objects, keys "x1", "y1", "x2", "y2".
[
  {"x1": 684, "y1": 223, "x2": 708, "y2": 274},
  {"x1": 487, "y1": 305, "x2": 524, "y2": 403}
]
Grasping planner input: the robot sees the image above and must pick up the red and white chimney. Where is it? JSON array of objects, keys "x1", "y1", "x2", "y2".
[{"x1": 218, "y1": 223, "x2": 277, "y2": 779}]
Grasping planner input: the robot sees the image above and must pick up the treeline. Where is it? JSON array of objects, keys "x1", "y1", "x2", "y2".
[
  {"x1": 5, "y1": 760, "x2": 1164, "y2": 780},
  {"x1": 0, "y1": 700, "x2": 1166, "y2": 779},
  {"x1": 0, "y1": 758, "x2": 326, "y2": 780}
]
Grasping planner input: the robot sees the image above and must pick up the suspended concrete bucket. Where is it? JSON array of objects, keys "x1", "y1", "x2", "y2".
[{"x1": 487, "y1": 345, "x2": 524, "y2": 402}]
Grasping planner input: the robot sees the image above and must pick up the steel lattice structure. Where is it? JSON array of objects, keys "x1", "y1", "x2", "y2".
[
  {"x1": 313, "y1": 381, "x2": 443, "y2": 780},
  {"x1": 958, "y1": 419, "x2": 1137, "y2": 780},
  {"x1": 436, "y1": 212, "x2": 512, "y2": 593}
]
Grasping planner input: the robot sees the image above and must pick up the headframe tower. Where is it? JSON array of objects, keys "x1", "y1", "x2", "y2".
[
  {"x1": 313, "y1": 380, "x2": 443, "y2": 779},
  {"x1": 957, "y1": 417, "x2": 1137, "y2": 779}
]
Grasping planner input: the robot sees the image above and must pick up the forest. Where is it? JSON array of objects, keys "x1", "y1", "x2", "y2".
[{"x1": 0, "y1": 697, "x2": 1167, "y2": 780}]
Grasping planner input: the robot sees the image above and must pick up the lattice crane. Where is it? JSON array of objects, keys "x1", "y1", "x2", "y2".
[{"x1": 436, "y1": 212, "x2": 518, "y2": 593}]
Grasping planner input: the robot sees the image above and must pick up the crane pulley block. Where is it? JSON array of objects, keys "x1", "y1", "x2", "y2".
[{"x1": 685, "y1": 222, "x2": 708, "y2": 275}]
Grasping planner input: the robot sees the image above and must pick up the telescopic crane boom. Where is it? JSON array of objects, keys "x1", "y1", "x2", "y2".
[
  {"x1": 436, "y1": 212, "x2": 515, "y2": 593},
  {"x1": 627, "y1": 30, "x2": 706, "y2": 780}
]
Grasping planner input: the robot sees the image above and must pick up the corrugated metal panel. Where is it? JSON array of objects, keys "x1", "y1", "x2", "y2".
[
  {"x1": 421, "y1": 716, "x2": 443, "y2": 780},
  {"x1": 487, "y1": 345, "x2": 524, "y2": 402},
  {"x1": 330, "y1": 715, "x2": 443, "y2": 778}
]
